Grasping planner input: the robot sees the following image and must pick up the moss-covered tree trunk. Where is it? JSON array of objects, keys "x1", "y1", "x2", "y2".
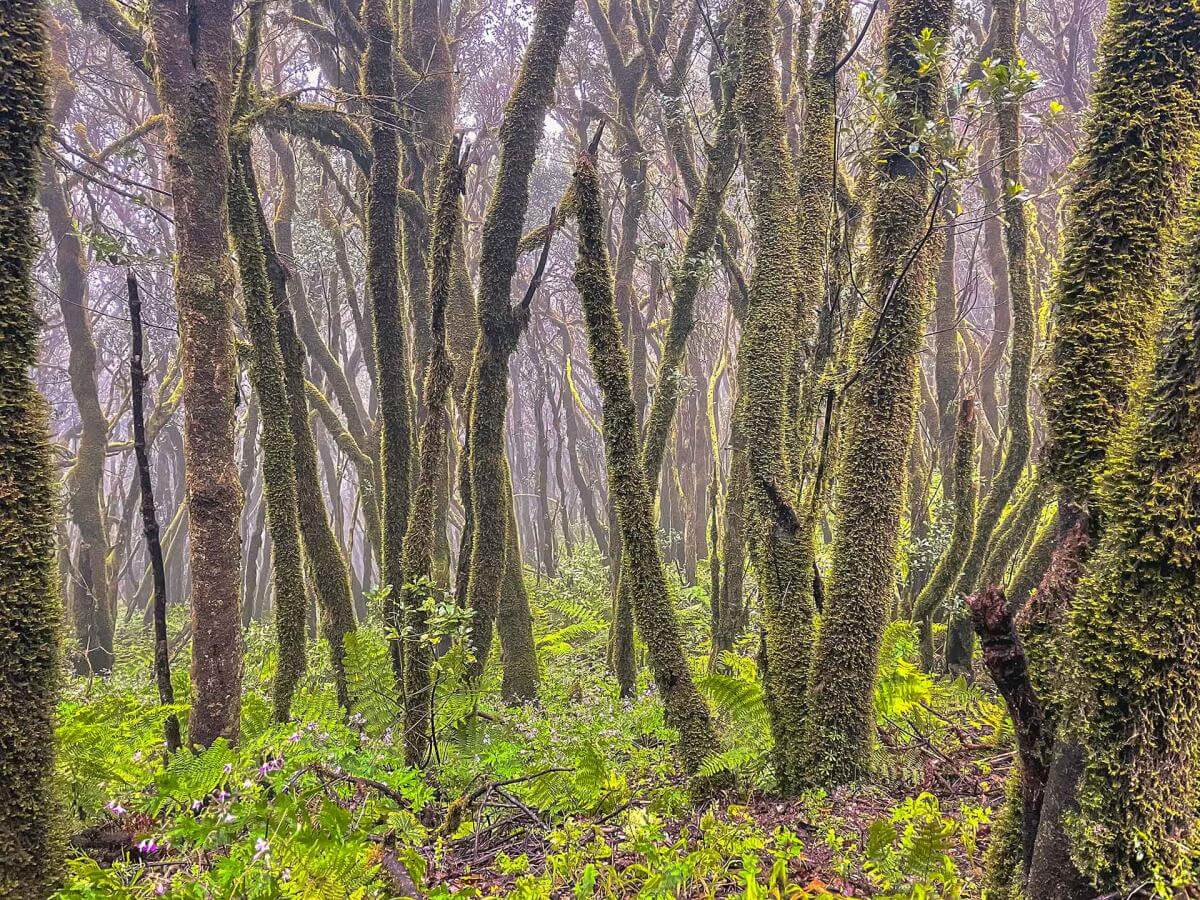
[
  {"x1": 362, "y1": 0, "x2": 415, "y2": 687},
  {"x1": 912, "y1": 397, "x2": 977, "y2": 670},
  {"x1": 571, "y1": 146, "x2": 719, "y2": 777},
  {"x1": 463, "y1": 0, "x2": 574, "y2": 679},
  {"x1": 402, "y1": 137, "x2": 465, "y2": 765},
  {"x1": 1027, "y1": 1, "x2": 1200, "y2": 895},
  {"x1": 0, "y1": 5, "x2": 63, "y2": 892},
  {"x1": 262, "y1": 135, "x2": 357, "y2": 709},
  {"x1": 1062, "y1": 231, "x2": 1200, "y2": 884},
  {"x1": 229, "y1": 136, "x2": 308, "y2": 722},
  {"x1": 149, "y1": 0, "x2": 244, "y2": 748},
  {"x1": 800, "y1": 0, "x2": 953, "y2": 788}
]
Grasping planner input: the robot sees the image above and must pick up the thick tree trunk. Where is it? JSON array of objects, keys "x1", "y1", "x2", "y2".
[
  {"x1": 150, "y1": 0, "x2": 244, "y2": 748},
  {"x1": 801, "y1": 0, "x2": 953, "y2": 787},
  {"x1": 0, "y1": 7, "x2": 64, "y2": 890}
]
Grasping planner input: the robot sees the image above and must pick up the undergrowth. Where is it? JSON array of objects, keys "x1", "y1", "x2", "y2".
[{"x1": 56, "y1": 545, "x2": 1007, "y2": 898}]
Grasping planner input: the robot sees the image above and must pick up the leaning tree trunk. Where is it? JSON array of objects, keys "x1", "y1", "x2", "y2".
[
  {"x1": 149, "y1": 0, "x2": 244, "y2": 748},
  {"x1": 571, "y1": 143, "x2": 720, "y2": 777},
  {"x1": 229, "y1": 132, "x2": 308, "y2": 723},
  {"x1": 0, "y1": 5, "x2": 63, "y2": 893},
  {"x1": 463, "y1": 0, "x2": 575, "y2": 680},
  {"x1": 39, "y1": 155, "x2": 115, "y2": 676},
  {"x1": 800, "y1": 0, "x2": 953, "y2": 788}
]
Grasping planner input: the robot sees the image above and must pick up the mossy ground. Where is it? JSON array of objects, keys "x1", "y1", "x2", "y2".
[{"x1": 57, "y1": 546, "x2": 1011, "y2": 898}]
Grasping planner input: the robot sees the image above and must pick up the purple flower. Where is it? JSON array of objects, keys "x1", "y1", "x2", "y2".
[
  {"x1": 105, "y1": 801, "x2": 126, "y2": 817},
  {"x1": 137, "y1": 838, "x2": 161, "y2": 856},
  {"x1": 252, "y1": 837, "x2": 270, "y2": 862}
]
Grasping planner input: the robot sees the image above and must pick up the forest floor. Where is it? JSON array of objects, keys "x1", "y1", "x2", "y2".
[{"x1": 57, "y1": 548, "x2": 1010, "y2": 898}]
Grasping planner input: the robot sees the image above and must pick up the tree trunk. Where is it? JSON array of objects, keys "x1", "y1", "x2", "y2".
[
  {"x1": 571, "y1": 144, "x2": 719, "y2": 777},
  {"x1": 0, "y1": 7, "x2": 64, "y2": 890},
  {"x1": 150, "y1": 0, "x2": 244, "y2": 748},
  {"x1": 801, "y1": 0, "x2": 953, "y2": 787}
]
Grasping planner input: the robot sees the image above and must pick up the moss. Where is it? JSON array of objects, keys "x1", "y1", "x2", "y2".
[
  {"x1": 572, "y1": 147, "x2": 719, "y2": 776},
  {"x1": 0, "y1": 5, "x2": 64, "y2": 892},
  {"x1": 463, "y1": 0, "x2": 574, "y2": 679},
  {"x1": 228, "y1": 142, "x2": 308, "y2": 724},
  {"x1": 1044, "y1": 0, "x2": 1200, "y2": 507},
  {"x1": 978, "y1": 475, "x2": 1048, "y2": 594},
  {"x1": 800, "y1": 0, "x2": 952, "y2": 788},
  {"x1": 733, "y1": 0, "x2": 827, "y2": 795},
  {"x1": 498, "y1": 460, "x2": 539, "y2": 703},
  {"x1": 401, "y1": 137, "x2": 465, "y2": 764},
  {"x1": 1007, "y1": 508, "x2": 1056, "y2": 614},
  {"x1": 982, "y1": 770, "x2": 1027, "y2": 900},
  {"x1": 1065, "y1": 188, "x2": 1200, "y2": 890},
  {"x1": 911, "y1": 397, "x2": 977, "y2": 672},
  {"x1": 361, "y1": 0, "x2": 414, "y2": 687}
]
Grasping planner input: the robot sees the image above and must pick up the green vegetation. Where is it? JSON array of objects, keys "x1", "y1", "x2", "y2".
[{"x1": 54, "y1": 553, "x2": 1011, "y2": 898}]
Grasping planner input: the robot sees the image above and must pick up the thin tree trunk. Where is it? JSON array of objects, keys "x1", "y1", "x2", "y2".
[{"x1": 128, "y1": 271, "x2": 182, "y2": 752}]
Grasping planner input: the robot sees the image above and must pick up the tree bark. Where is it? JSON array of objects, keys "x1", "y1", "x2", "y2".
[{"x1": 150, "y1": 0, "x2": 244, "y2": 748}]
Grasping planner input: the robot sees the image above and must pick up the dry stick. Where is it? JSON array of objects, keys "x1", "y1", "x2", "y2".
[{"x1": 128, "y1": 268, "x2": 182, "y2": 753}]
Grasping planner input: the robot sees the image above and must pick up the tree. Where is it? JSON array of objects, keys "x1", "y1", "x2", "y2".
[
  {"x1": 402, "y1": 136, "x2": 466, "y2": 765},
  {"x1": 0, "y1": 3, "x2": 63, "y2": 893},
  {"x1": 943, "y1": 0, "x2": 1036, "y2": 672},
  {"x1": 148, "y1": 0, "x2": 243, "y2": 748},
  {"x1": 571, "y1": 142, "x2": 719, "y2": 777},
  {"x1": 1064, "y1": 187, "x2": 1200, "y2": 892},
  {"x1": 463, "y1": 0, "x2": 575, "y2": 681},
  {"x1": 361, "y1": 0, "x2": 416, "y2": 688},
  {"x1": 801, "y1": 0, "x2": 954, "y2": 787}
]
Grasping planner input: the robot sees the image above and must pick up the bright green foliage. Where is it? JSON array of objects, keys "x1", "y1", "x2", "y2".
[
  {"x1": 54, "y1": 557, "x2": 1009, "y2": 897},
  {"x1": 1066, "y1": 199, "x2": 1200, "y2": 891},
  {"x1": 1044, "y1": 0, "x2": 1200, "y2": 507},
  {"x1": 0, "y1": 5, "x2": 63, "y2": 893}
]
